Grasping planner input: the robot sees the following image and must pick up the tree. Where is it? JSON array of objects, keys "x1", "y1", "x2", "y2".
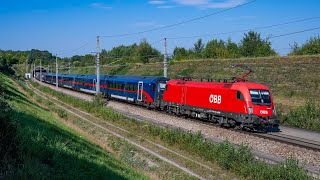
[
  {"x1": 289, "y1": 36, "x2": 320, "y2": 55},
  {"x1": 193, "y1": 38, "x2": 204, "y2": 55},
  {"x1": 203, "y1": 39, "x2": 228, "y2": 59},
  {"x1": 29, "y1": 49, "x2": 53, "y2": 64},
  {"x1": 226, "y1": 38, "x2": 240, "y2": 58},
  {"x1": 173, "y1": 47, "x2": 188, "y2": 60},
  {"x1": 239, "y1": 31, "x2": 276, "y2": 57},
  {"x1": 135, "y1": 40, "x2": 161, "y2": 63}
]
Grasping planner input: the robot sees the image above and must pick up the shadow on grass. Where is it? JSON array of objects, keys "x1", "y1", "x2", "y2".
[{"x1": 7, "y1": 109, "x2": 144, "y2": 179}]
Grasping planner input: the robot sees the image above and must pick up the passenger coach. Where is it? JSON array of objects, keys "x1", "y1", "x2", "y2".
[{"x1": 103, "y1": 75, "x2": 168, "y2": 108}]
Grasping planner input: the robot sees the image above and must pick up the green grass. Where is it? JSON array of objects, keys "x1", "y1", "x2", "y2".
[
  {"x1": 0, "y1": 73, "x2": 147, "y2": 179},
  {"x1": 32, "y1": 80, "x2": 309, "y2": 180}
]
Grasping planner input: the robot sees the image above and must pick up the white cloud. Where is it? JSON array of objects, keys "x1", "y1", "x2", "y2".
[
  {"x1": 171, "y1": 0, "x2": 247, "y2": 9},
  {"x1": 172, "y1": 0, "x2": 209, "y2": 6},
  {"x1": 207, "y1": 0, "x2": 247, "y2": 8},
  {"x1": 157, "y1": 5, "x2": 176, "y2": 9},
  {"x1": 91, "y1": 3, "x2": 112, "y2": 9},
  {"x1": 148, "y1": 0, "x2": 167, "y2": 5}
]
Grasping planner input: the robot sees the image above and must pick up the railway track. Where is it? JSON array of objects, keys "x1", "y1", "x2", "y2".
[{"x1": 255, "y1": 133, "x2": 320, "y2": 152}]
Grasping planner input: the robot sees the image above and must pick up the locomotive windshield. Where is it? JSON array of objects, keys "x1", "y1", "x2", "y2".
[{"x1": 249, "y1": 89, "x2": 271, "y2": 105}]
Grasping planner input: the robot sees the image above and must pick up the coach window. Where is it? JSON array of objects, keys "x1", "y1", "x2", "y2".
[{"x1": 236, "y1": 91, "x2": 244, "y2": 101}]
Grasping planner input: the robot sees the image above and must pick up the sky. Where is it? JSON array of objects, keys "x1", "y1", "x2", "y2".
[{"x1": 0, "y1": 0, "x2": 320, "y2": 57}]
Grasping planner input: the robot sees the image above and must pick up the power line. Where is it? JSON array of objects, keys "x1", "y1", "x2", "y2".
[
  {"x1": 150, "y1": 39, "x2": 164, "y2": 45},
  {"x1": 268, "y1": 26, "x2": 320, "y2": 39},
  {"x1": 167, "y1": 16, "x2": 320, "y2": 40},
  {"x1": 101, "y1": 0, "x2": 256, "y2": 38},
  {"x1": 58, "y1": 42, "x2": 90, "y2": 56}
]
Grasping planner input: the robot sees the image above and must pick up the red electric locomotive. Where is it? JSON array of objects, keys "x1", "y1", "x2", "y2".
[{"x1": 162, "y1": 65, "x2": 279, "y2": 131}]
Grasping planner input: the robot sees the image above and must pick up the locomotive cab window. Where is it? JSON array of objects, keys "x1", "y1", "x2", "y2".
[
  {"x1": 236, "y1": 91, "x2": 244, "y2": 100},
  {"x1": 249, "y1": 89, "x2": 271, "y2": 105}
]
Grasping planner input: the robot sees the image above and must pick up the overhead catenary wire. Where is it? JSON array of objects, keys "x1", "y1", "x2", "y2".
[
  {"x1": 101, "y1": 0, "x2": 256, "y2": 38},
  {"x1": 57, "y1": 42, "x2": 90, "y2": 56},
  {"x1": 268, "y1": 26, "x2": 320, "y2": 39},
  {"x1": 166, "y1": 16, "x2": 320, "y2": 40}
]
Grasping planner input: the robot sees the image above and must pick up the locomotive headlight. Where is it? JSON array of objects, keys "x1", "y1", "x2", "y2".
[{"x1": 248, "y1": 107, "x2": 253, "y2": 114}]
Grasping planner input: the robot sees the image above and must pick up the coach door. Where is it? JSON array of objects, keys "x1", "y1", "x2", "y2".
[
  {"x1": 137, "y1": 81, "x2": 143, "y2": 101},
  {"x1": 93, "y1": 79, "x2": 96, "y2": 91}
]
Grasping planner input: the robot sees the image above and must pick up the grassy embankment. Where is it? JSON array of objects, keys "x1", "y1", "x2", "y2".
[
  {"x1": 68, "y1": 55, "x2": 320, "y2": 131},
  {"x1": 32, "y1": 80, "x2": 310, "y2": 180},
  {"x1": 0, "y1": 73, "x2": 147, "y2": 179}
]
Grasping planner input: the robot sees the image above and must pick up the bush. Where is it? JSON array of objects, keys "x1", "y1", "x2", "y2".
[
  {"x1": 281, "y1": 100, "x2": 320, "y2": 131},
  {"x1": 289, "y1": 36, "x2": 320, "y2": 55}
]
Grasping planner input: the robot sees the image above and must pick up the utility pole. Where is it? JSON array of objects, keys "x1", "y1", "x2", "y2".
[
  {"x1": 164, "y1": 38, "x2": 167, "y2": 78},
  {"x1": 32, "y1": 63, "x2": 34, "y2": 79},
  {"x1": 96, "y1": 36, "x2": 100, "y2": 94},
  {"x1": 40, "y1": 59, "x2": 42, "y2": 82},
  {"x1": 25, "y1": 59, "x2": 28, "y2": 74},
  {"x1": 56, "y1": 54, "x2": 58, "y2": 88},
  {"x1": 68, "y1": 59, "x2": 71, "y2": 74}
]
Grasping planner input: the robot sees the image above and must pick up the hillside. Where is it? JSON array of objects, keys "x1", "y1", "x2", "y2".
[
  {"x1": 69, "y1": 55, "x2": 320, "y2": 111},
  {"x1": 0, "y1": 73, "x2": 146, "y2": 179}
]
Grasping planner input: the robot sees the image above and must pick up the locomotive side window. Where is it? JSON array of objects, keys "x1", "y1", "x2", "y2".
[
  {"x1": 151, "y1": 84, "x2": 155, "y2": 92},
  {"x1": 236, "y1": 91, "x2": 244, "y2": 100}
]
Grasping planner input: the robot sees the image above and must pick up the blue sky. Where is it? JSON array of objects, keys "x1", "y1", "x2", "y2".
[{"x1": 1, "y1": 0, "x2": 320, "y2": 57}]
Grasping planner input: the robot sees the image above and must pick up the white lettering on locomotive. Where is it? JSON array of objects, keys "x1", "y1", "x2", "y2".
[
  {"x1": 260, "y1": 110, "x2": 268, "y2": 115},
  {"x1": 209, "y1": 94, "x2": 222, "y2": 104}
]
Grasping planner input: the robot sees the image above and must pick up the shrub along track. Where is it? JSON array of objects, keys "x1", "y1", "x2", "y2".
[
  {"x1": 32, "y1": 80, "x2": 320, "y2": 178},
  {"x1": 27, "y1": 82, "x2": 234, "y2": 180}
]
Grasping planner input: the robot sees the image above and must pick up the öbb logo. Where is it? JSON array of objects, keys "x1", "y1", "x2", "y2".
[
  {"x1": 260, "y1": 110, "x2": 268, "y2": 115},
  {"x1": 209, "y1": 94, "x2": 222, "y2": 104}
]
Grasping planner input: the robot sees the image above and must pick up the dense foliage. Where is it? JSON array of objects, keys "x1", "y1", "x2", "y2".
[
  {"x1": 172, "y1": 31, "x2": 277, "y2": 60},
  {"x1": 289, "y1": 36, "x2": 320, "y2": 55},
  {"x1": 100, "y1": 40, "x2": 162, "y2": 64},
  {"x1": 280, "y1": 100, "x2": 320, "y2": 131},
  {"x1": 0, "y1": 51, "x2": 18, "y2": 74}
]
